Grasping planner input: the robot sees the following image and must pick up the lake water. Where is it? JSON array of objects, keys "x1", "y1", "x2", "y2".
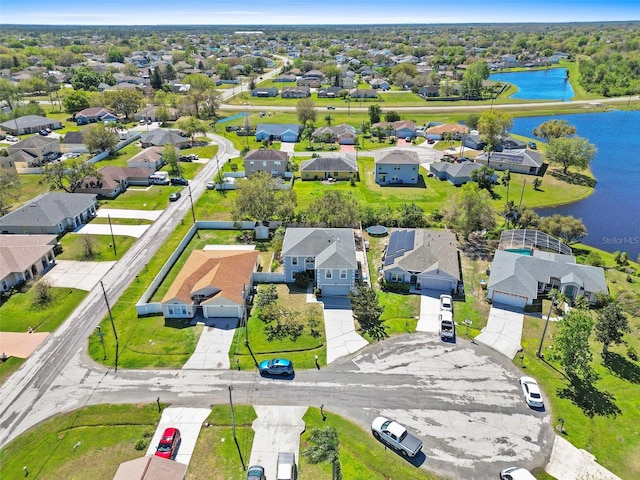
[
  {"x1": 511, "y1": 111, "x2": 640, "y2": 259},
  {"x1": 489, "y1": 69, "x2": 574, "y2": 101}
]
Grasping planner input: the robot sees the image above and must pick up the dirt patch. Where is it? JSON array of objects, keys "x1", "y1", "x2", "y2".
[{"x1": 0, "y1": 331, "x2": 49, "y2": 359}]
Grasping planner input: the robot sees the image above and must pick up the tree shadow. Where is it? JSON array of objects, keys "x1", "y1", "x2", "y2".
[
  {"x1": 603, "y1": 352, "x2": 640, "y2": 384},
  {"x1": 549, "y1": 170, "x2": 597, "y2": 188},
  {"x1": 556, "y1": 379, "x2": 621, "y2": 418}
]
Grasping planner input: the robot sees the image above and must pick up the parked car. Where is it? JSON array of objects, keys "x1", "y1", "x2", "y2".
[
  {"x1": 258, "y1": 358, "x2": 294, "y2": 376},
  {"x1": 139, "y1": 119, "x2": 146, "y2": 125},
  {"x1": 246, "y1": 465, "x2": 266, "y2": 480},
  {"x1": 155, "y1": 427, "x2": 181, "y2": 460},
  {"x1": 371, "y1": 416, "x2": 423, "y2": 457},
  {"x1": 170, "y1": 177, "x2": 189, "y2": 186},
  {"x1": 38, "y1": 129, "x2": 49, "y2": 136},
  {"x1": 179, "y1": 155, "x2": 193, "y2": 162},
  {"x1": 500, "y1": 466, "x2": 536, "y2": 480},
  {"x1": 528, "y1": 142, "x2": 537, "y2": 150},
  {"x1": 206, "y1": 181, "x2": 215, "y2": 190},
  {"x1": 6, "y1": 135, "x2": 18, "y2": 142},
  {"x1": 520, "y1": 376, "x2": 544, "y2": 408},
  {"x1": 439, "y1": 294, "x2": 453, "y2": 312},
  {"x1": 169, "y1": 192, "x2": 181, "y2": 202},
  {"x1": 276, "y1": 452, "x2": 296, "y2": 480},
  {"x1": 427, "y1": 138, "x2": 435, "y2": 144},
  {"x1": 439, "y1": 311, "x2": 455, "y2": 340}
]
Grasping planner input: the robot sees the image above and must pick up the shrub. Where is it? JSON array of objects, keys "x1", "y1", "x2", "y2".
[
  {"x1": 134, "y1": 439, "x2": 147, "y2": 451},
  {"x1": 627, "y1": 346, "x2": 639, "y2": 361},
  {"x1": 586, "y1": 251, "x2": 604, "y2": 267},
  {"x1": 294, "y1": 271, "x2": 310, "y2": 288}
]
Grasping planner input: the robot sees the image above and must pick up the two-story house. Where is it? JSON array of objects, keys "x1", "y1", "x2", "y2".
[{"x1": 375, "y1": 150, "x2": 421, "y2": 185}]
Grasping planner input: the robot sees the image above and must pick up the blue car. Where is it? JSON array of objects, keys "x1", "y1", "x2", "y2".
[
  {"x1": 528, "y1": 141, "x2": 537, "y2": 150},
  {"x1": 258, "y1": 358, "x2": 294, "y2": 376}
]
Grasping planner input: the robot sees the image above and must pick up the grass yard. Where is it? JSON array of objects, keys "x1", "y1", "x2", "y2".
[
  {"x1": 56, "y1": 233, "x2": 137, "y2": 261},
  {"x1": 0, "y1": 357, "x2": 25, "y2": 385},
  {"x1": 0, "y1": 403, "x2": 162, "y2": 480},
  {"x1": 99, "y1": 185, "x2": 179, "y2": 210},
  {"x1": 104, "y1": 143, "x2": 143, "y2": 167},
  {"x1": 9, "y1": 173, "x2": 51, "y2": 212}
]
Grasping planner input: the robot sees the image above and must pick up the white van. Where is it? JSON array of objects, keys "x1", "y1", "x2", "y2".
[
  {"x1": 276, "y1": 452, "x2": 296, "y2": 480},
  {"x1": 149, "y1": 171, "x2": 170, "y2": 185}
]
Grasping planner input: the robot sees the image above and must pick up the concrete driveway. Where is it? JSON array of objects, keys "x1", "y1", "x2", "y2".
[
  {"x1": 416, "y1": 290, "x2": 442, "y2": 333},
  {"x1": 146, "y1": 407, "x2": 211, "y2": 467},
  {"x1": 321, "y1": 296, "x2": 368, "y2": 364},
  {"x1": 248, "y1": 406, "x2": 307, "y2": 480},
  {"x1": 182, "y1": 318, "x2": 237, "y2": 370},
  {"x1": 43, "y1": 260, "x2": 116, "y2": 291},
  {"x1": 476, "y1": 305, "x2": 525, "y2": 359},
  {"x1": 73, "y1": 223, "x2": 150, "y2": 238}
]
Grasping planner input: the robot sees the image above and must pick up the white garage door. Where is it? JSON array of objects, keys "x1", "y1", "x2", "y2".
[
  {"x1": 321, "y1": 285, "x2": 352, "y2": 296},
  {"x1": 420, "y1": 278, "x2": 453, "y2": 292},
  {"x1": 491, "y1": 291, "x2": 527, "y2": 308},
  {"x1": 204, "y1": 305, "x2": 240, "y2": 318}
]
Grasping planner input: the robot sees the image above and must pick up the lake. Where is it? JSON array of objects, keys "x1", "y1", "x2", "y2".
[
  {"x1": 511, "y1": 110, "x2": 640, "y2": 259},
  {"x1": 489, "y1": 68, "x2": 574, "y2": 101}
]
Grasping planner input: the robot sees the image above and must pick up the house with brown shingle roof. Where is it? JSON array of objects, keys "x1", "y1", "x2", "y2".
[
  {"x1": 127, "y1": 146, "x2": 168, "y2": 170},
  {"x1": 112, "y1": 455, "x2": 187, "y2": 480},
  {"x1": 0, "y1": 234, "x2": 58, "y2": 291},
  {"x1": 161, "y1": 249, "x2": 260, "y2": 320},
  {"x1": 425, "y1": 123, "x2": 469, "y2": 140},
  {"x1": 75, "y1": 166, "x2": 154, "y2": 198}
]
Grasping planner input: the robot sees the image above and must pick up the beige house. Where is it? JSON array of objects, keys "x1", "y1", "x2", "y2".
[
  {"x1": 244, "y1": 149, "x2": 289, "y2": 177},
  {"x1": 6, "y1": 136, "x2": 60, "y2": 167},
  {"x1": 0, "y1": 234, "x2": 58, "y2": 291},
  {"x1": 75, "y1": 166, "x2": 154, "y2": 199},
  {"x1": 127, "y1": 146, "x2": 167, "y2": 170}
]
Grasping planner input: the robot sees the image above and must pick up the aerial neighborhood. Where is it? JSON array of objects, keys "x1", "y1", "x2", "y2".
[{"x1": 0, "y1": 19, "x2": 639, "y2": 480}]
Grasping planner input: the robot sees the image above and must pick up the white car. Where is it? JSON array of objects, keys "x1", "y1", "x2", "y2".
[
  {"x1": 6, "y1": 135, "x2": 18, "y2": 142},
  {"x1": 520, "y1": 376, "x2": 544, "y2": 408},
  {"x1": 439, "y1": 294, "x2": 453, "y2": 312},
  {"x1": 206, "y1": 181, "x2": 215, "y2": 190},
  {"x1": 500, "y1": 466, "x2": 536, "y2": 480}
]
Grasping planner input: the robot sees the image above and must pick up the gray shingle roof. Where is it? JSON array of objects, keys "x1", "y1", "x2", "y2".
[
  {"x1": 256, "y1": 124, "x2": 300, "y2": 136},
  {"x1": 282, "y1": 228, "x2": 356, "y2": 269},
  {"x1": 430, "y1": 161, "x2": 482, "y2": 177},
  {"x1": 476, "y1": 149, "x2": 543, "y2": 168},
  {"x1": 0, "y1": 115, "x2": 56, "y2": 130},
  {"x1": 300, "y1": 155, "x2": 357, "y2": 173},
  {"x1": 244, "y1": 149, "x2": 289, "y2": 161},
  {"x1": 140, "y1": 129, "x2": 185, "y2": 146},
  {"x1": 0, "y1": 192, "x2": 96, "y2": 228},
  {"x1": 376, "y1": 150, "x2": 420, "y2": 165}
]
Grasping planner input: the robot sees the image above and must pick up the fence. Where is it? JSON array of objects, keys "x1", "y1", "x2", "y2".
[{"x1": 253, "y1": 272, "x2": 286, "y2": 283}]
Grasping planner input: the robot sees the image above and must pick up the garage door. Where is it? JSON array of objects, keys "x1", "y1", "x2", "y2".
[
  {"x1": 204, "y1": 305, "x2": 240, "y2": 318},
  {"x1": 420, "y1": 278, "x2": 453, "y2": 292},
  {"x1": 321, "y1": 285, "x2": 352, "y2": 296},
  {"x1": 491, "y1": 291, "x2": 527, "y2": 308}
]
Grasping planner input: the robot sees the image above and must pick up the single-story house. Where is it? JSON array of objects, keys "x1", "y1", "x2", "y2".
[
  {"x1": 0, "y1": 155, "x2": 17, "y2": 172},
  {"x1": 281, "y1": 86, "x2": 310, "y2": 98},
  {"x1": 140, "y1": 129, "x2": 189, "y2": 148},
  {"x1": 371, "y1": 120, "x2": 416, "y2": 139},
  {"x1": 0, "y1": 115, "x2": 62, "y2": 135},
  {"x1": 127, "y1": 146, "x2": 167, "y2": 170},
  {"x1": 375, "y1": 150, "x2": 421, "y2": 185},
  {"x1": 161, "y1": 249, "x2": 260, "y2": 320},
  {"x1": 317, "y1": 87, "x2": 343, "y2": 98},
  {"x1": 369, "y1": 79, "x2": 390, "y2": 90},
  {"x1": 134, "y1": 106, "x2": 179, "y2": 122},
  {"x1": 430, "y1": 161, "x2": 490, "y2": 186},
  {"x1": 244, "y1": 149, "x2": 289, "y2": 177},
  {"x1": 382, "y1": 229, "x2": 460, "y2": 292},
  {"x1": 475, "y1": 149, "x2": 544, "y2": 175},
  {"x1": 418, "y1": 85, "x2": 440, "y2": 97},
  {"x1": 425, "y1": 123, "x2": 469, "y2": 140},
  {"x1": 297, "y1": 78, "x2": 322, "y2": 88},
  {"x1": 349, "y1": 88, "x2": 378, "y2": 99},
  {"x1": 0, "y1": 234, "x2": 58, "y2": 291},
  {"x1": 255, "y1": 124, "x2": 300, "y2": 143},
  {"x1": 311, "y1": 124, "x2": 357, "y2": 145},
  {"x1": 281, "y1": 228, "x2": 358, "y2": 296},
  {"x1": 463, "y1": 130, "x2": 486, "y2": 150},
  {"x1": 499, "y1": 137, "x2": 527, "y2": 150},
  {"x1": 75, "y1": 166, "x2": 154, "y2": 198},
  {"x1": 75, "y1": 107, "x2": 118, "y2": 125},
  {"x1": 0, "y1": 192, "x2": 97, "y2": 235},
  {"x1": 251, "y1": 86, "x2": 279, "y2": 97},
  {"x1": 487, "y1": 249, "x2": 608, "y2": 308},
  {"x1": 274, "y1": 74, "x2": 297, "y2": 82},
  {"x1": 112, "y1": 455, "x2": 187, "y2": 480},
  {"x1": 60, "y1": 131, "x2": 89, "y2": 154},
  {"x1": 6, "y1": 136, "x2": 60, "y2": 166},
  {"x1": 299, "y1": 155, "x2": 358, "y2": 181}
]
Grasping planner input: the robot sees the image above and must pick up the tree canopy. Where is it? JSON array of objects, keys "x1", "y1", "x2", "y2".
[
  {"x1": 532, "y1": 119, "x2": 577, "y2": 140},
  {"x1": 232, "y1": 171, "x2": 297, "y2": 223},
  {"x1": 304, "y1": 190, "x2": 359, "y2": 227},
  {"x1": 595, "y1": 300, "x2": 630, "y2": 355},
  {"x1": 83, "y1": 122, "x2": 118, "y2": 154},
  {"x1": 549, "y1": 308, "x2": 598, "y2": 384},
  {"x1": 443, "y1": 183, "x2": 496, "y2": 239},
  {"x1": 296, "y1": 98, "x2": 317, "y2": 126},
  {"x1": 41, "y1": 158, "x2": 100, "y2": 193},
  {"x1": 349, "y1": 285, "x2": 387, "y2": 341},
  {"x1": 538, "y1": 214, "x2": 587, "y2": 244},
  {"x1": 477, "y1": 110, "x2": 513, "y2": 149},
  {"x1": 546, "y1": 135, "x2": 597, "y2": 174}
]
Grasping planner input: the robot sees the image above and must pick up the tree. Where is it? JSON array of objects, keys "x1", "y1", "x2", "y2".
[
  {"x1": 548, "y1": 308, "x2": 598, "y2": 384},
  {"x1": 477, "y1": 110, "x2": 513, "y2": 150},
  {"x1": 122, "y1": 62, "x2": 139, "y2": 76},
  {"x1": 232, "y1": 171, "x2": 297, "y2": 223},
  {"x1": 384, "y1": 110, "x2": 401, "y2": 122},
  {"x1": 368, "y1": 104, "x2": 381, "y2": 124},
  {"x1": 471, "y1": 165, "x2": 495, "y2": 192},
  {"x1": 80, "y1": 234, "x2": 96, "y2": 259},
  {"x1": 107, "y1": 48, "x2": 125, "y2": 63},
  {"x1": 164, "y1": 63, "x2": 176, "y2": 81},
  {"x1": 532, "y1": 178, "x2": 543, "y2": 190},
  {"x1": 150, "y1": 67, "x2": 163, "y2": 90},
  {"x1": 349, "y1": 285, "x2": 387, "y2": 341},
  {"x1": 442, "y1": 183, "x2": 496, "y2": 239},
  {"x1": 0, "y1": 168, "x2": 21, "y2": 215},
  {"x1": 539, "y1": 214, "x2": 587, "y2": 244},
  {"x1": 177, "y1": 116, "x2": 208, "y2": 145},
  {"x1": 595, "y1": 301, "x2": 630, "y2": 355},
  {"x1": 533, "y1": 119, "x2": 577, "y2": 141},
  {"x1": 71, "y1": 66, "x2": 102, "y2": 91},
  {"x1": 324, "y1": 114, "x2": 333, "y2": 126},
  {"x1": 182, "y1": 73, "x2": 218, "y2": 119},
  {"x1": 613, "y1": 251, "x2": 629, "y2": 267},
  {"x1": 296, "y1": 98, "x2": 317, "y2": 126},
  {"x1": 32, "y1": 277, "x2": 53, "y2": 307},
  {"x1": 63, "y1": 90, "x2": 90, "y2": 115},
  {"x1": 303, "y1": 427, "x2": 342, "y2": 480},
  {"x1": 83, "y1": 122, "x2": 118, "y2": 154},
  {"x1": 305, "y1": 190, "x2": 359, "y2": 227},
  {"x1": 104, "y1": 89, "x2": 143, "y2": 121},
  {"x1": 461, "y1": 61, "x2": 489, "y2": 99},
  {"x1": 163, "y1": 144, "x2": 180, "y2": 176},
  {"x1": 546, "y1": 136, "x2": 597, "y2": 174},
  {"x1": 42, "y1": 158, "x2": 101, "y2": 193}
]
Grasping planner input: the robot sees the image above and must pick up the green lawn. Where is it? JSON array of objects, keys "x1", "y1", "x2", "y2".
[
  {"x1": 98, "y1": 185, "x2": 179, "y2": 210},
  {"x1": 0, "y1": 357, "x2": 25, "y2": 385},
  {"x1": 56, "y1": 233, "x2": 137, "y2": 261}
]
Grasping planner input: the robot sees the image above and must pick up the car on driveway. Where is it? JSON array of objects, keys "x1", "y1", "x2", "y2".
[
  {"x1": 246, "y1": 465, "x2": 266, "y2": 480},
  {"x1": 520, "y1": 376, "x2": 544, "y2": 408},
  {"x1": 6, "y1": 135, "x2": 18, "y2": 142},
  {"x1": 500, "y1": 466, "x2": 536, "y2": 480},
  {"x1": 170, "y1": 177, "x2": 189, "y2": 186},
  {"x1": 258, "y1": 358, "x2": 294, "y2": 376},
  {"x1": 439, "y1": 294, "x2": 453, "y2": 312},
  {"x1": 371, "y1": 416, "x2": 422, "y2": 457},
  {"x1": 169, "y1": 192, "x2": 181, "y2": 202},
  {"x1": 155, "y1": 427, "x2": 181, "y2": 460},
  {"x1": 39, "y1": 129, "x2": 49, "y2": 136}
]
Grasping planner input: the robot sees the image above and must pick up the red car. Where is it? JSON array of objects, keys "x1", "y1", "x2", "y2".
[{"x1": 155, "y1": 427, "x2": 181, "y2": 460}]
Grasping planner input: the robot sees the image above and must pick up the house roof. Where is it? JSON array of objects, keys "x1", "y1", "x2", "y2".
[
  {"x1": 162, "y1": 249, "x2": 259, "y2": 306},
  {"x1": 382, "y1": 229, "x2": 460, "y2": 280},
  {"x1": 7, "y1": 150, "x2": 36, "y2": 164},
  {"x1": 140, "y1": 129, "x2": 185, "y2": 146},
  {"x1": 75, "y1": 107, "x2": 113, "y2": 118},
  {"x1": 299, "y1": 155, "x2": 357, "y2": 173},
  {"x1": 376, "y1": 150, "x2": 420, "y2": 165},
  {"x1": 476, "y1": 149, "x2": 543, "y2": 168},
  {"x1": 488, "y1": 250, "x2": 608, "y2": 299},
  {"x1": 61, "y1": 131, "x2": 85, "y2": 144},
  {"x1": 8, "y1": 135, "x2": 58, "y2": 151},
  {"x1": 0, "y1": 193, "x2": 96, "y2": 229},
  {"x1": 371, "y1": 120, "x2": 416, "y2": 131},
  {"x1": 0, "y1": 234, "x2": 57, "y2": 280},
  {"x1": 0, "y1": 115, "x2": 58, "y2": 130},
  {"x1": 112, "y1": 455, "x2": 187, "y2": 480},
  {"x1": 281, "y1": 228, "x2": 357, "y2": 270},
  {"x1": 128, "y1": 146, "x2": 165, "y2": 165},
  {"x1": 256, "y1": 124, "x2": 300, "y2": 136},
  {"x1": 77, "y1": 166, "x2": 154, "y2": 192},
  {"x1": 244, "y1": 149, "x2": 289, "y2": 162},
  {"x1": 312, "y1": 124, "x2": 356, "y2": 137},
  {"x1": 430, "y1": 161, "x2": 482, "y2": 177},
  {"x1": 425, "y1": 123, "x2": 469, "y2": 135}
]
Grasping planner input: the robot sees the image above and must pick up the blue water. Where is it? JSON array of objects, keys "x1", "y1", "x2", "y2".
[
  {"x1": 489, "y1": 69, "x2": 574, "y2": 101},
  {"x1": 511, "y1": 111, "x2": 640, "y2": 258}
]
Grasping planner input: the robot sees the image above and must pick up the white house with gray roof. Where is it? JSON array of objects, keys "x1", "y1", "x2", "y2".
[
  {"x1": 475, "y1": 149, "x2": 544, "y2": 175},
  {"x1": 487, "y1": 249, "x2": 608, "y2": 308},
  {"x1": 281, "y1": 228, "x2": 358, "y2": 296},
  {"x1": 382, "y1": 229, "x2": 460, "y2": 292},
  {"x1": 375, "y1": 150, "x2": 421, "y2": 185},
  {"x1": 0, "y1": 192, "x2": 97, "y2": 235}
]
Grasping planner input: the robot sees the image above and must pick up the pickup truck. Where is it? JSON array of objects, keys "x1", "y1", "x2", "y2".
[
  {"x1": 439, "y1": 311, "x2": 455, "y2": 339},
  {"x1": 371, "y1": 416, "x2": 423, "y2": 457}
]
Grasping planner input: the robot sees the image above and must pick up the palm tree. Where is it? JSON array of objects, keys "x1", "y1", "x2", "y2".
[
  {"x1": 303, "y1": 427, "x2": 342, "y2": 480},
  {"x1": 324, "y1": 114, "x2": 334, "y2": 126}
]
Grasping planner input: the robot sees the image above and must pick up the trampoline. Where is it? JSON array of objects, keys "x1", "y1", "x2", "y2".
[{"x1": 366, "y1": 225, "x2": 388, "y2": 236}]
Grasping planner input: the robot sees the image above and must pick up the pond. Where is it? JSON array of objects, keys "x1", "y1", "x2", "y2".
[
  {"x1": 511, "y1": 110, "x2": 640, "y2": 259},
  {"x1": 489, "y1": 68, "x2": 574, "y2": 101}
]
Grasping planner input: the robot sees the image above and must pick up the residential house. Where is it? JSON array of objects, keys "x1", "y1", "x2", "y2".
[
  {"x1": 251, "y1": 87, "x2": 279, "y2": 97},
  {"x1": 463, "y1": 130, "x2": 486, "y2": 150},
  {"x1": 369, "y1": 79, "x2": 390, "y2": 90},
  {"x1": 0, "y1": 192, "x2": 97, "y2": 235},
  {"x1": 134, "y1": 106, "x2": 179, "y2": 122},
  {"x1": 349, "y1": 88, "x2": 378, "y2": 99},
  {"x1": 375, "y1": 150, "x2": 421, "y2": 186},
  {"x1": 75, "y1": 166, "x2": 154, "y2": 198},
  {"x1": 0, "y1": 115, "x2": 62, "y2": 135},
  {"x1": 371, "y1": 120, "x2": 416, "y2": 139},
  {"x1": 0, "y1": 234, "x2": 58, "y2": 291},
  {"x1": 60, "y1": 131, "x2": 89, "y2": 154},
  {"x1": 255, "y1": 124, "x2": 300, "y2": 143},
  {"x1": 127, "y1": 146, "x2": 167, "y2": 170},
  {"x1": 281, "y1": 228, "x2": 358, "y2": 296},
  {"x1": 487, "y1": 249, "x2": 608, "y2": 308},
  {"x1": 161, "y1": 249, "x2": 260, "y2": 320},
  {"x1": 140, "y1": 129, "x2": 189, "y2": 148},
  {"x1": 418, "y1": 85, "x2": 440, "y2": 97},
  {"x1": 425, "y1": 123, "x2": 469, "y2": 140},
  {"x1": 341, "y1": 77, "x2": 357, "y2": 89},
  {"x1": 382, "y1": 229, "x2": 460, "y2": 292},
  {"x1": 475, "y1": 149, "x2": 544, "y2": 175},
  {"x1": 113, "y1": 455, "x2": 187, "y2": 480},
  {"x1": 281, "y1": 86, "x2": 310, "y2": 98},
  {"x1": 75, "y1": 107, "x2": 118, "y2": 125},
  {"x1": 0, "y1": 155, "x2": 17, "y2": 172},
  {"x1": 244, "y1": 149, "x2": 289, "y2": 177},
  {"x1": 311, "y1": 124, "x2": 357, "y2": 145},
  {"x1": 299, "y1": 155, "x2": 358, "y2": 181},
  {"x1": 297, "y1": 77, "x2": 322, "y2": 88},
  {"x1": 499, "y1": 137, "x2": 527, "y2": 150},
  {"x1": 274, "y1": 74, "x2": 297, "y2": 82},
  {"x1": 430, "y1": 161, "x2": 490, "y2": 186},
  {"x1": 317, "y1": 87, "x2": 343, "y2": 98},
  {"x1": 6, "y1": 136, "x2": 60, "y2": 167}
]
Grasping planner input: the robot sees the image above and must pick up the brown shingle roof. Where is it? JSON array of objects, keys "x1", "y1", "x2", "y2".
[{"x1": 0, "y1": 234, "x2": 57, "y2": 280}]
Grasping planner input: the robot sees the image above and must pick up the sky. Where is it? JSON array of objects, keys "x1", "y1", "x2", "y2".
[{"x1": 1, "y1": 0, "x2": 639, "y2": 25}]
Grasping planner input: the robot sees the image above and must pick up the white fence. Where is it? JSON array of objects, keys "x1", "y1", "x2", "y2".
[{"x1": 253, "y1": 272, "x2": 286, "y2": 283}]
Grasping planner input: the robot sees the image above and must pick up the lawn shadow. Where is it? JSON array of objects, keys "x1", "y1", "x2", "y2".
[
  {"x1": 603, "y1": 351, "x2": 640, "y2": 384},
  {"x1": 557, "y1": 379, "x2": 621, "y2": 418},
  {"x1": 549, "y1": 169, "x2": 597, "y2": 188}
]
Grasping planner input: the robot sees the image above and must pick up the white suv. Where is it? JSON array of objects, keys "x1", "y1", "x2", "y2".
[{"x1": 440, "y1": 294, "x2": 453, "y2": 312}]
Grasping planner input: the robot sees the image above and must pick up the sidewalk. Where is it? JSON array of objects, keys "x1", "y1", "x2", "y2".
[{"x1": 546, "y1": 434, "x2": 622, "y2": 480}]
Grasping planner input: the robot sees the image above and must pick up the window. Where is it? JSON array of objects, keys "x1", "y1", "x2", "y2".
[
  {"x1": 250, "y1": 161, "x2": 254, "y2": 166},
  {"x1": 168, "y1": 305, "x2": 174, "y2": 314},
  {"x1": 390, "y1": 273, "x2": 403, "y2": 282},
  {"x1": 305, "y1": 257, "x2": 315, "y2": 264},
  {"x1": 181, "y1": 305, "x2": 187, "y2": 314},
  {"x1": 394, "y1": 164, "x2": 401, "y2": 170},
  {"x1": 1, "y1": 280, "x2": 8, "y2": 291},
  {"x1": 292, "y1": 257, "x2": 298, "y2": 266},
  {"x1": 340, "y1": 269, "x2": 347, "y2": 279},
  {"x1": 325, "y1": 270, "x2": 333, "y2": 279}
]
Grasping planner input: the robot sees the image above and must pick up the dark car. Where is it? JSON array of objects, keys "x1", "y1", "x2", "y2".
[
  {"x1": 170, "y1": 177, "x2": 189, "y2": 186},
  {"x1": 327, "y1": 105, "x2": 336, "y2": 110},
  {"x1": 38, "y1": 129, "x2": 49, "y2": 136},
  {"x1": 155, "y1": 427, "x2": 181, "y2": 460},
  {"x1": 169, "y1": 192, "x2": 181, "y2": 202},
  {"x1": 246, "y1": 465, "x2": 266, "y2": 480},
  {"x1": 258, "y1": 358, "x2": 294, "y2": 376},
  {"x1": 528, "y1": 141, "x2": 537, "y2": 150},
  {"x1": 179, "y1": 155, "x2": 193, "y2": 162}
]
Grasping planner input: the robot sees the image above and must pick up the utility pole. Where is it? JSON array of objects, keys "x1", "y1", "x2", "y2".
[
  {"x1": 187, "y1": 184, "x2": 196, "y2": 224},
  {"x1": 229, "y1": 385, "x2": 246, "y2": 470},
  {"x1": 100, "y1": 281, "x2": 119, "y2": 372},
  {"x1": 107, "y1": 214, "x2": 117, "y2": 257}
]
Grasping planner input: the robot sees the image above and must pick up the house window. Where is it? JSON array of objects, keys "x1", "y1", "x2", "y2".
[
  {"x1": 58, "y1": 223, "x2": 64, "y2": 232},
  {"x1": 340, "y1": 269, "x2": 347, "y2": 279},
  {"x1": 305, "y1": 257, "x2": 314, "y2": 264},
  {"x1": 168, "y1": 305, "x2": 174, "y2": 314},
  {"x1": 250, "y1": 161, "x2": 254, "y2": 166},
  {"x1": 274, "y1": 161, "x2": 281, "y2": 167},
  {"x1": 1, "y1": 280, "x2": 8, "y2": 291},
  {"x1": 263, "y1": 161, "x2": 267, "y2": 167},
  {"x1": 325, "y1": 270, "x2": 333, "y2": 279},
  {"x1": 394, "y1": 165, "x2": 401, "y2": 170},
  {"x1": 390, "y1": 273, "x2": 403, "y2": 282},
  {"x1": 292, "y1": 257, "x2": 298, "y2": 266},
  {"x1": 181, "y1": 305, "x2": 187, "y2": 314}
]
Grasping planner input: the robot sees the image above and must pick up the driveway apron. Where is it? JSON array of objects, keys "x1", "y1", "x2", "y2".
[
  {"x1": 182, "y1": 318, "x2": 238, "y2": 370},
  {"x1": 417, "y1": 290, "x2": 443, "y2": 332},
  {"x1": 476, "y1": 306, "x2": 524, "y2": 358},
  {"x1": 320, "y1": 296, "x2": 368, "y2": 364}
]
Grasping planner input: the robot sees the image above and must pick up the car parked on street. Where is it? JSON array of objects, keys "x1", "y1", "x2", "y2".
[
  {"x1": 246, "y1": 464, "x2": 266, "y2": 480},
  {"x1": 169, "y1": 192, "x2": 181, "y2": 202},
  {"x1": 327, "y1": 105, "x2": 336, "y2": 110},
  {"x1": 155, "y1": 427, "x2": 181, "y2": 460},
  {"x1": 170, "y1": 177, "x2": 189, "y2": 186},
  {"x1": 520, "y1": 376, "x2": 544, "y2": 408},
  {"x1": 500, "y1": 466, "x2": 536, "y2": 480},
  {"x1": 371, "y1": 416, "x2": 423, "y2": 457},
  {"x1": 258, "y1": 358, "x2": 294, "y2": 376}
]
